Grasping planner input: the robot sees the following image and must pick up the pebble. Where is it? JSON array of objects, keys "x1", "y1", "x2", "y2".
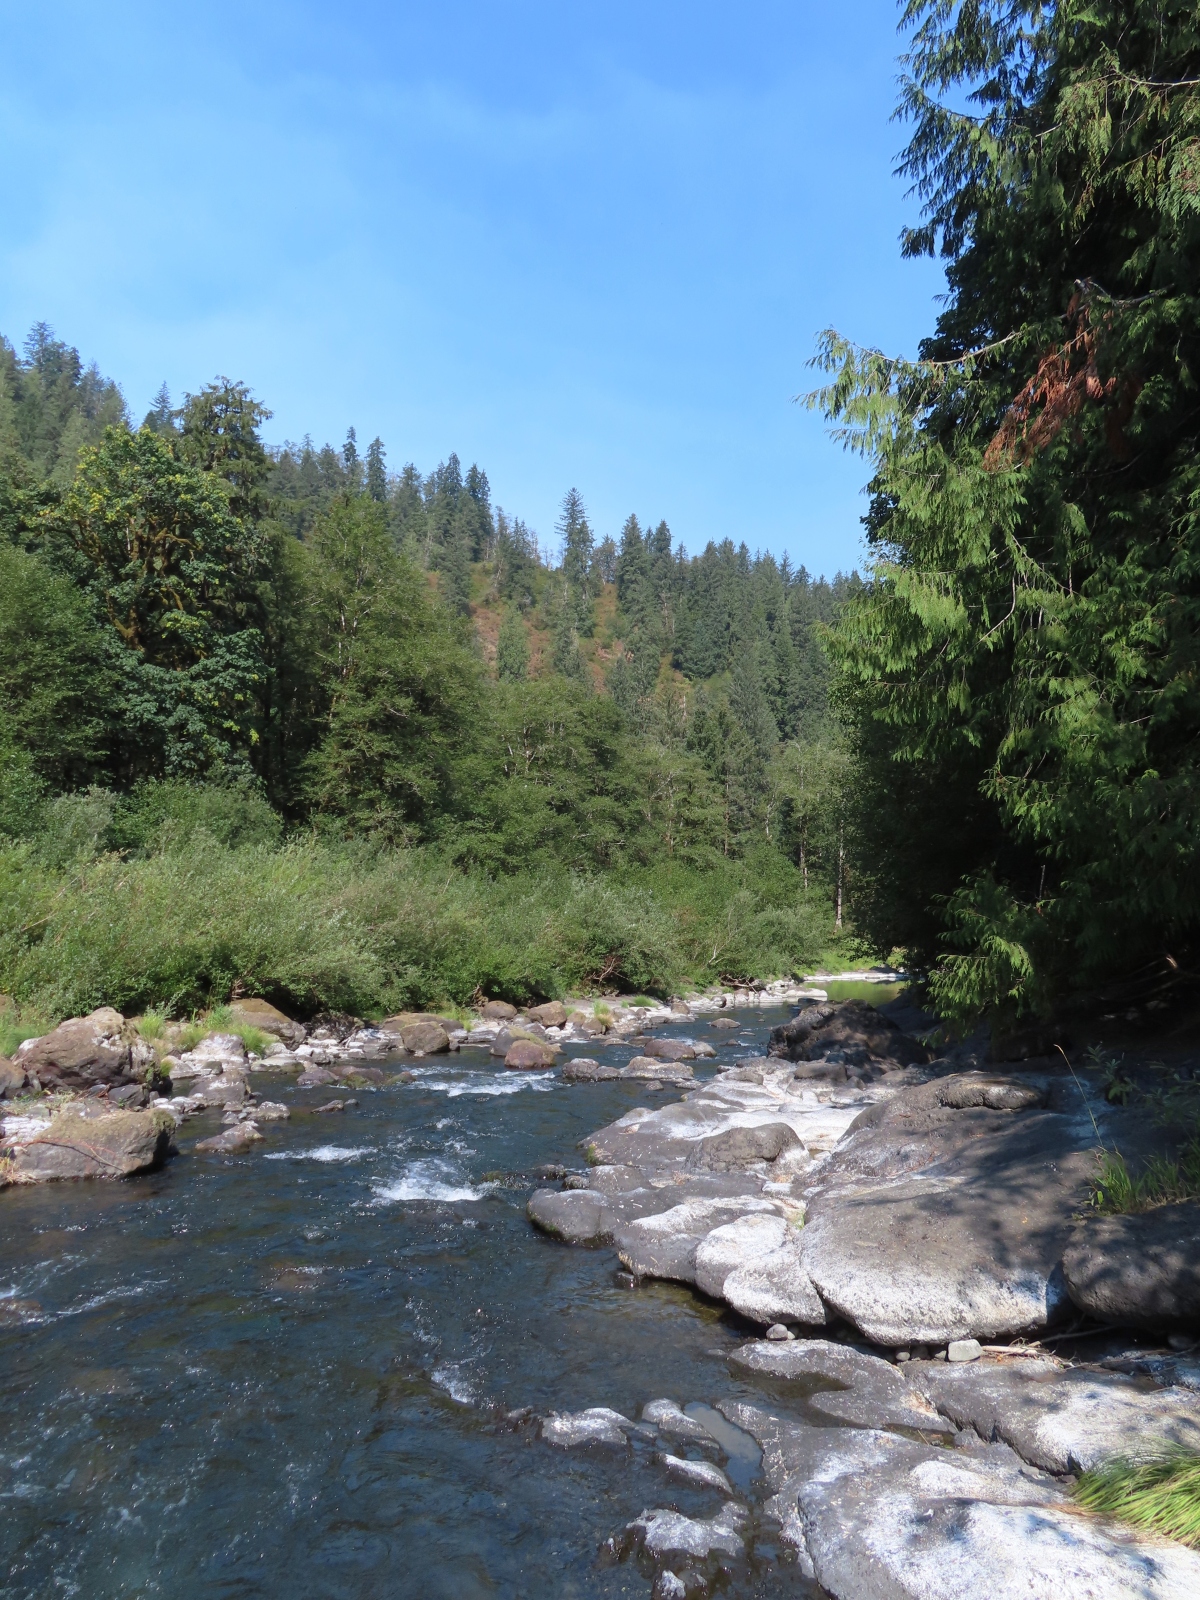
[
  {"x1": 764, "y1": 1324, "x2": 794, "y2": 1342},
  {"x1": 947, "y1": 1338, "x2": 983, "y2": 1363}
]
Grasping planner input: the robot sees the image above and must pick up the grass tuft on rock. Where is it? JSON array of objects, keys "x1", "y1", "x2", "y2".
[
  {"x1": 1075, "y1": 1451, "x2": 1200, "y2": 1547},
  {"x1": 1089, "y1": 1144, "x2": 1200, "y2": 1214}
]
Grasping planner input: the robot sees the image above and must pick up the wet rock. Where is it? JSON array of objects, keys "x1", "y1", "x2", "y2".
[
  {"x1": 12, "y1": 1106, "x2": 173, "y2": 1180},
  {"x1": 721, "y1": 1398, "x2": 1200, "y2": 1600},
  {"x1": 254, "y1": 1101, "x2": 290, "y2": 1121},
  {"x1": 506, "y1": 1039, "x2": 556, "y2": 1070},
  {"x1": 528, "y1": 1188, "x2": 613, "y2": 1243},
  {"x1": 296, "y1": 1066, "x2": 337, "y2": 1088},
  {"x1": 194, "y1": 1121, "x2": 264, "y2": 1154},
  {"x1": 710, "y1": 1018, "x2": 739, "y2": 1030},
  {"x1": 655, "y1": 1453, "x2": 733, "y2": 1494},
  {"x1": 627, "y1": 1505, "x2": 744, "y2": 1562},
  {"x1": 527, "y1": 1001, "x2": 568, "y2": 1028},
  {"x1": 18, "y1": 1008, "x2": 142, "y2": 1091},
  {"x1": 228, "y1": 997, "x2": 306, "y2": 1049},
  {"x1": 641, "y1": 1399, "x2": 719, "y2": 1444},
  {"x1": 313, "y1": 1099, "x2": 353, "y2": 1114},
  {"x1": 643, "y1": 1039, "x2": 696, "y2": 1062},
  {"x1": 909, "y1": 1357, "x2": 1200, "y2": 1472},
  {"x1": 729, "y1": 1337, "x2": 943, "y2": 1429},
  {"x1": 685, "y1": 1122, "x2": 803, "y2": 1172},
  {"x1": 541, "y1": 1407, "x2": 633, "y2": 1447},
  {"x1": 691, "y1": 1042, "x2": 716, "y2": 1059},
  {"x1": 1063, "y1": 1200, "x2": 1200, "y2": 1327},
  {"x1": 0, "y1": 1057, "x2": 25, "y2": 1097},
  {"x1": 480, "y1": 1000, "x2": 517, "y2": 1021},
  {"x1": 561, "y1": 1057, "x2": 620, "y2": 1082},
  {"x1": 401, "y1": 1022, "x2": 449, "y2": 1056},
  {"x1": 621, "y1": 1056, "x2": 694, "y2": 1083}
]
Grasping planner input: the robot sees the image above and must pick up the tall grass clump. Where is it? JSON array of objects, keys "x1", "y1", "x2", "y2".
[
  {"x1": 1089, "y1": 1142, "x2": 1200, "y2": 1214},
  {"x1": 1075, "y1": 1452, "x2": 1200, "y2": 1547}
]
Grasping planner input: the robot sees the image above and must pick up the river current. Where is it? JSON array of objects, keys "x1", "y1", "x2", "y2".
[{"x1": 0, "y1": 1006, "x2": 825, "y2": 1599}]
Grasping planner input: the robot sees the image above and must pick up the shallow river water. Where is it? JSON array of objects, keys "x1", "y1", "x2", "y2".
[{"x1": 0, "y1": 1007, "x2": 826, "y2": 1600}]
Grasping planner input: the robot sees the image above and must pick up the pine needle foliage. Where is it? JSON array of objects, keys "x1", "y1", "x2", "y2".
[{"x1": 816, "y1": 0, "x2": 1200, "y2": 1024}]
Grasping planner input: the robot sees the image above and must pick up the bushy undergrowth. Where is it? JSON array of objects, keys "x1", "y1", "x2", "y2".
[
  {"x1": 0, "y1": 830, "x2": 837, "y2": 1021},
  {"x1": 1075, "y1": 1452, "x2": 1200, "y2": 1547}
]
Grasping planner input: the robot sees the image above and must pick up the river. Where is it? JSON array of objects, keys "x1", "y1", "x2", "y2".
[{"x1": 0, "y1": 1006, "x2": 827, "y2": 1599}]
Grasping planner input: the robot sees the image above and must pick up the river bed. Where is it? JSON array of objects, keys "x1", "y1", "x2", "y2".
[{"x1": 0, "y1": 1006, "x2": 825, "y2": 1599}]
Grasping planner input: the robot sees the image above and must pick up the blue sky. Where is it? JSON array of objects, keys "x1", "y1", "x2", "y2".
[{"x1": 0, "y1": 1, "x2": 943, "y2": 575}]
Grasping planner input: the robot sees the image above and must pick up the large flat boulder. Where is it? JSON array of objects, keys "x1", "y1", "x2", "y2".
[
  {"x1": 642, "y1": 1038, "x2": 695, "y2": 1062},
  {"x1": 729, "y1": 1338, "x2": 942, "y2": 1429},
  {"x1": 1063, "y1": 1201, "x2": 1200, "y2": 1326},
  {"x1": 12, "y1": 1107, "x2": 172, "y2": 1180},
  {"x1": 401, "y1": 1021, "x2": 449, "y2": 1055},
  {"x1": 720, "y1": 1398, "x2": 1200, "y2": 1600},
  {"x1": 799, "y1": 1073, "x2": 1102, "y2": 1344},
  {"x1": 909, "y1": 1356, "x2": 1200, "y2": 1473},
  {"x1": 19, "y1": 1008, "x2": 147, "y2": 1091}
]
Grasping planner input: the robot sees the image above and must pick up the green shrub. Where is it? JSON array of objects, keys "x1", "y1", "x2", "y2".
[{"x1": 1075, "y1": 1452, "x2": 1200, "y2": 1547}]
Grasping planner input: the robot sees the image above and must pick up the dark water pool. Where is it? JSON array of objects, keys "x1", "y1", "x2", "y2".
[{"x1": 0, "y1": 1008, "x2": 824, "y2": 1599}]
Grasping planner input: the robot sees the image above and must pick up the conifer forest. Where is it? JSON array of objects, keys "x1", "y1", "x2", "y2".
[{"x1": 2, "y1": 0, "x2": 1199, "y2": 1039}]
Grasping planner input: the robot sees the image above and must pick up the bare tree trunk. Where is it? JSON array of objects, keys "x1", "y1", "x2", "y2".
[{"x1": 835, "y1": 826, "x2": 844, "y2": 929}]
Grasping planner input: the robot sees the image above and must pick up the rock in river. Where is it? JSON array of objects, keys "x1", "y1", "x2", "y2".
[
  {"x1": 18, "y1": 1008, "x2": 149, "y2": 1091},
  {"x1": 505, "y1": 1039, "x2": 556, "y2": 1069},
  {"x1": 401, "y1": 1022, "x2": 450, "y2": 1056},
  {"x1": 10, "y1": 1106, "x2": 173, "y2": 1181}
]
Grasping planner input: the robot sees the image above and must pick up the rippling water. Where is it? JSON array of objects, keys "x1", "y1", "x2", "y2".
[{"x1": 0, "y1": 1008, "x2": 824, "y2": 1599}]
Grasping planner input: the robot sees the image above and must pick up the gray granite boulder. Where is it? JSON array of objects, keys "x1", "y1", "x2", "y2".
[
  {"x1": 729, "y1": 1337, "x2": 943, "y2": 1429},
  {"x1": 561, "y1": 1057, "x2": 620, "y2": 1082},
  {"x1": 799, "y1": 1074, "x2": 1103, "y2": 1343},
  {"x1": 1063, "y1": 1201, "x2": 1200, "y2": 1327},
  {"x1": 720, "y1": 1398, "x2": 1200, "y2": 1600},
  {"x1": 695, "y1": 1215, "x2": 827, "y2": 1325},
  {"x1": 909, "y1": 1356, "x2": 1200, "y2": 1472}
]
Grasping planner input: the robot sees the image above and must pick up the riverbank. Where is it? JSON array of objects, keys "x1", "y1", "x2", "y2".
[{"x1": 2, "y1": 987, "x2": 1198, "y2": 1599}]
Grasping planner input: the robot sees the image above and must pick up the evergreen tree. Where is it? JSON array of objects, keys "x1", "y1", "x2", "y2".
[
  {"x1": 819, "y1": 0, "x2": 1200, "y2": 1021},
  {"x1": 143, "y1": 383, "x2": 175, "y2": 435},
  {"x1": 496, "y1": 606, "x2": 530, "y2": 682},
  {"x1": 177, "y1": 378, "x2": 272, "y2": 523},
  {"x1": 366, "y1": 436, "x2": 387, "y2": 503}
]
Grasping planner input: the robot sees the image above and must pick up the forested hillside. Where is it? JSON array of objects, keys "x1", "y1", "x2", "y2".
[
  {"x1": 819, "y1": 0, "x2": 1200, "y2": 1031},
  {"x1": 0, "y1": 325, "x2": 856, "y2": 1020}
]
